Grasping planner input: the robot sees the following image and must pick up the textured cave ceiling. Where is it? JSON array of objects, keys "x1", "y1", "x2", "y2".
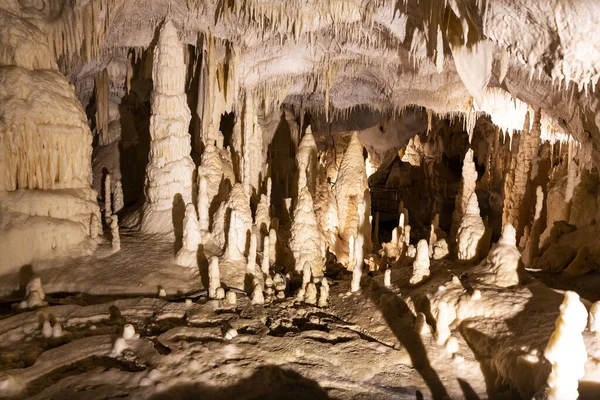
[{"x1": 2, "y1": 0, "x2": 600, "y2": 160}]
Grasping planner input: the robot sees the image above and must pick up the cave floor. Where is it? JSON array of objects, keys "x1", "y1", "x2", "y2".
[{"x1": 1, "y1": 233, "x2": 600, "y2": 399}]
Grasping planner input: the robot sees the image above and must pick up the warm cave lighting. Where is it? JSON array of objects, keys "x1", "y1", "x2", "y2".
[{"x1": 3, "y1": 1, "x2": 600, "y2": 399}]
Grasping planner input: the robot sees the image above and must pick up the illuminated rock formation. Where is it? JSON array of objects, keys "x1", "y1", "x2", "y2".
[{"x1": 141, "y1": 21, "x2": 194, "y2": 235}]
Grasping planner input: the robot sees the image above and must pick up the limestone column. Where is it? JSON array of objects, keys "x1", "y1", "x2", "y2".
[{"x1": 141, "y1": 21, "x2": 195, "y2": 234}]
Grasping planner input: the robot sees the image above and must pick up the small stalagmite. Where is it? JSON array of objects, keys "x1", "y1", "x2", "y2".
[
  {"x1": 261, "y1": 236, "x2": 270, "y2": 275},
  {"x1": 480, "y1": 223, "x2": 521, "y2": 287},
  {"x1": 251, "y1": 276, "x2": 265, "y2": 305},
  {"x1": 318, "y1": 278, "x2": 329, "y2": 307},
  {"x1": 113, "y1": 180, "x2": 124, "y2": 213},
  {"x1": 111, "y1": 214, "x2": 120, "y2": 252},
  {"x1": 268, "y1": 228, "x2": 278, "y2": 265},
  {"x1": 409, "y1": 240, "x2": 430, "y2": 286},
  {"x1": 104, "y1": 173, "x2": 112, "y2": 223},
  {"x1": 208, "y1": 256, "x2": 221, "y2": 299},
  {"x1": 175, "y1": 204, "x2": 201, "y2": 267}
]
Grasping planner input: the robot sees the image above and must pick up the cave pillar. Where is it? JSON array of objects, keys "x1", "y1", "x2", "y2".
[{"x1": 141, "y1": 21, "x2": 195, "y2": 234}]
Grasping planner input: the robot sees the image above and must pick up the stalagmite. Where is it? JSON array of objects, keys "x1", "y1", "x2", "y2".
[
  {"x1": 246, "y1": 232, "x2": 257, "y2": 272},
  {"x1": 289, "y1": 187, "x2": 323, "y2": 277},
  {"x1": 90, "y1": 214, "x2": 101, "y2": 240},
  {"x1": 544, "y1": 291, "x2": 588, "y2": 400},
  {"x1": 296, "y1": 125, "x2": 318, "y2": 196},
  {"x1": 215, "y1": 184, "x2": 252, "y2": 253},
  {"x1": 318, "y1": 278, "x2": 329, "y2": 307},
  {"x1": 141, "y1": 21, "x2": 194, "y2": 235},
  {"x1": 268, "y1": 228, "x2": 277, "y2": 265},
  {"x1": 226, "y1": 291, "x2": 237, "y2": 306},
  {"x1": 502, "y1": 111, "x2": 541, "y2": 237},
  {"x1": 335, "y1": 132, "x2": 369, "y2": 244},
  {"x1": 104, "y1": 173, "x2": 112, "y2": 223},
  {"x1": 456, "y1": 193, "x2": 486, "y2": 261},
  {"x1": 254, "y1": 194, "x2": 270, "y2": 235},
  {"x1": 451, "y1": 149, "x2": 477, "y2": 241},
  {"x1": 175, "y1": 204, "x2": 201, "y2": 267},
  {"x1": 251, "y1": 276, "x2": 265, "y2": 305},
  {"x1": 409, "y1": 240, "x2": 430, "y2": 285},
  {"x1": 19, "y1": 277, "x2": 47, "y2": 309},
  {"x1": 224, "y1": 210, "x2": 244, "y2": 261},
  {"x1": 523, "y1": 186, "x2": 544, "y2": 266},
  {"x1": 384, "y1": 268, "x2": 391, "y2": 288},
  {"x1": 113, "y1": 180, "x2": 124, "y2": 213},
  {"x1": 432, "y1": 239, "x2": 450, "y2": 260},
  {"x1": 478, "y1": 223, "x2": 522, "y2": 287},
  {"x1": 208, "y1": 256, "x2": 221, "y2": 299},
  {"x1": 241, "y1": 93, "x2": 263, "y2": 198},
  {"x1": 197, "y1": 176, "x2": 210, "y2": 231},
  {"x1": 261, "y1": 236, "x2": 270, "y2": 274},
  {"x1": 305, "y1": 283, "x2": 317, "y2": 305},
  {"x1": 111, "y1": 215, "x2": 120, "y2": 252},
  {"x1": 197, "y1": 144, "x2": 236, "y2": 213}
]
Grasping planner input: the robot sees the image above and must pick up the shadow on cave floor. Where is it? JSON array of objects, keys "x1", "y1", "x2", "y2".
[
  {"x1": 529, "y1": 270, "x2": 600, "y2": 303},
  {"x1": 460, "y1": 281, "x2": 565, "y2": 400},
  {"x1": 365, "y1": 280, "x2": 449, "y2": 400},
  {"x1": 147, "y1": 365, "x2": 330, "y2": 400}
]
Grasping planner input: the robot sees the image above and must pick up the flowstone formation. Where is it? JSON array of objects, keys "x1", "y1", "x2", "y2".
[
  {"x1": 141, "y1": 21, "x2": 194, "y2": 234},
  {"x1": 0, "y1": 66, "x2": 99, "y2": 274}
]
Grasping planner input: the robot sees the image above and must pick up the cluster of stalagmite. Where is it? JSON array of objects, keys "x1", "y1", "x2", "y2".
[
  {"x1": 503, "y1": 111, "x2": 541, "y2": 236},
  {"x1": 141, "y1": 21, "x2": 195, "y2": 234}
]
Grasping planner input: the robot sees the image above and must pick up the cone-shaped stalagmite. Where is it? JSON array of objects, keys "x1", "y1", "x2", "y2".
[{"x1": 289, "y1": 187, "x2": 323, "y2": 278}]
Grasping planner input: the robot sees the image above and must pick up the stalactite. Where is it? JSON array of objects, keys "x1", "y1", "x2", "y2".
[{"x1": 95, "y1": 69, "x2": 109, "y2": 142}]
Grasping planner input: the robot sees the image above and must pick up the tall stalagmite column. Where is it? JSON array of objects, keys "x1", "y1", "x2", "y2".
[
  {"x1": 502, "y1": 110, "x2": 541, "y2": 239},
  {"x1": 451, "y1": 148, "x2": 477, "y2": 242},
  {"x1": 141, "y1": 21, "x2": 195, "y2": 234},
  {"x1": 242, "y1": 92, "x2": 264, "y2": 199}
]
